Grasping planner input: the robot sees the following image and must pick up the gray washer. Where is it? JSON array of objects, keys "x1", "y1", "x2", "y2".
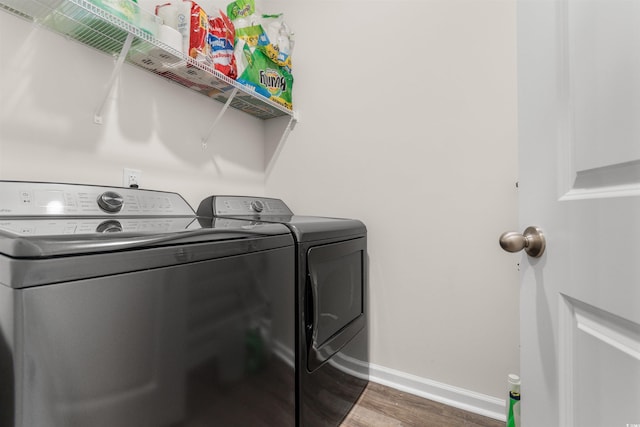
[{"x1": 0, "y1": 181, "x2": 296, "y2": 427}]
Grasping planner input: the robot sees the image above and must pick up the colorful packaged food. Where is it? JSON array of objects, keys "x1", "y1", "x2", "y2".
[
  {"x1": 226, "y1": 0, "x2": 294, "y2": 108},
  {"x1": 259, "y1": 13, "x2": 293, "y2": 73},
  {"x1": 236, "y1": 40, "x2": 293, "y2": 110},
  {"x1": 182, "y1": 1, "x2": 208, "y2": 61},
  {"x1": 207, "y1": 10, "x2": 237, "y2": 79},
  {"x1": 226, "y1": 0, "x2": 255, "y2": 24}
]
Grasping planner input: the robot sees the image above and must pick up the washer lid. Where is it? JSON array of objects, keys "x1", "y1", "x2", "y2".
[
  {"x1": 0, "y1": 225, "x2": 295, "y2": 289},
  {"x1": 0, "y1": 218, "x2": 292, "y2": 258}
]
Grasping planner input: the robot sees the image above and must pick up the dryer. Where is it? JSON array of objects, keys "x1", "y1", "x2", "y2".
[
  {"x1": 0, "y1": 181, "x2": 296, "y2": 427},
  {"x1": 197, "y1": 196, "x2": 369, "y2": 427}
]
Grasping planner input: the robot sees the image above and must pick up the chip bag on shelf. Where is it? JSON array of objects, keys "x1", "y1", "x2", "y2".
[
  {"x1": 235, "y1": 39, "x2": 293, "y2": 110},
  {"x1": 258, "y1": 13, "x2": 293, "y2": 73},
  {"x1": 207, "y1": 10, "x2": 237, "y2": 79},
  {"x1": 226, "y1": 0, "x2": 255, "y2": 27},
  {"x1": 226, "y1": 0, "x2": 294, "y2": 109}
]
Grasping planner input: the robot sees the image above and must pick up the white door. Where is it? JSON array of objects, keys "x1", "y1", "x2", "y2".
[{"x1": 516, "y1": 0, "x2": 640, "y2": 426}]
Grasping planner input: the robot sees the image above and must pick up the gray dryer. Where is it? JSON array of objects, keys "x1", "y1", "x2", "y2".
[{"x1": 197, "y1": 195, "x2": 369, "y2": 427}]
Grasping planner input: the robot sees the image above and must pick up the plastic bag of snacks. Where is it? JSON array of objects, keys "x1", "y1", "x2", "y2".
[
  {"x1": 226, "y1": 0, "x2": 256, "y2": 29},
  {"x1": 207, "y1": 10, "x2": 237, "y2": 79},
  {"x1": 235, "y1": 39, "x2": 293, "y2": 109},
  {"x1": 258, "y1": 13, "x2": 292, "y2": 72},
  {"x1": 227, "y1": 0, "x2": 294, "y2": 109}
]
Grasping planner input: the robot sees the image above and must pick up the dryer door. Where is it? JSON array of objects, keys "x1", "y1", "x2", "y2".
[{"x1": 306, "y1": 237, "x2": 366, "y2": 371}]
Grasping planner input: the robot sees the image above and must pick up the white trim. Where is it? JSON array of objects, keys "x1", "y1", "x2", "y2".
[
  {"x1": 560, "y1": 184, "x2": 640, "y2": 201},
  {"x1": 368, "y1": 363, "x2": 507, "y2": 422}
]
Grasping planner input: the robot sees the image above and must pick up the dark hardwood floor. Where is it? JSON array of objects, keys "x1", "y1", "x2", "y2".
[{"x1": 341, "y1": 382, "x2": 504, "y2": 427}]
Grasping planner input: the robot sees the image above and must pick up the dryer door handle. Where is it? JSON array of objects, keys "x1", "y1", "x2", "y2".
[{"x1": 305, "y1": 273, "x2": 318, "y2": 348}]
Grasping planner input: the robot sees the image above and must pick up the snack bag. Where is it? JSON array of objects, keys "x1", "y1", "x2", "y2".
[
  {"x1": 256, "y1": 14, "x2": 293, "y2": 73},
  {"x1": 227, "y1": 0, "x2": 294, "y2": 108},
  {"x1": 236, "y1": 42, "x2": 293, "y2": 110},
  {"x1": 228, "y1": 0, "x2": 262, "y2": 51},
  {"x1": 182, "y1": 1, "x2": 208, "y2": 61},
  {"x1": 235, "y1": 23, "x2": 264, "y2": 50},
  {"x1": 207, "y1": 10, "x2": 237, "y2": 79},
  {"x1": 226, "y1": 0, "x2": 255, "y2": 24}
]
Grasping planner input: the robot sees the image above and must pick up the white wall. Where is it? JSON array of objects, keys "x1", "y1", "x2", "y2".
[
  {"x1": 0, "y1": 0, "x2": 519, "y2": 418},
  {"x1": 264, "y1": 0, "x2": 520, "y2": 409},
  {"x1": 0, "y1": 12, "x2": 266, "y2": 204}
]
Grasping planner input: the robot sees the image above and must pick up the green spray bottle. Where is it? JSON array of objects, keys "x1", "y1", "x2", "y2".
[{"x1": 507, "y1": 374, "x2": 521, "y2": 427}]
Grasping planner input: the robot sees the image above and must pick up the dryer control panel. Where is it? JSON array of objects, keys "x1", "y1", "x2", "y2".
[{"x1": 211, "y1": 196, "x2": 294, "y2": 217}]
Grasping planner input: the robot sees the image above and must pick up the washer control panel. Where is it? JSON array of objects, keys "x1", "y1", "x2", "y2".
[
  {"x1": 0, "y1": 181, "x2": 194, "y2": 217},
  {"x1": 213, "y1": 196, "x2": 293, "y2": 216}
]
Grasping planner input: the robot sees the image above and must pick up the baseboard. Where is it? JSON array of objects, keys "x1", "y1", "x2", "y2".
[{"x1": 369, "y1": 363, "x2": 507, "y2": 422}]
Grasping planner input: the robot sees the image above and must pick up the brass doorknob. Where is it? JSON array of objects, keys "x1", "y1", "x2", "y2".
[{"x1": 499, "y1": 226, "x2": 546, "y2": 258}]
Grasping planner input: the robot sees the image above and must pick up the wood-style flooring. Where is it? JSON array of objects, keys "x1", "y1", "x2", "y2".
[{"x1": 341, "y1": 382, "x2": 504, "y2": 427}]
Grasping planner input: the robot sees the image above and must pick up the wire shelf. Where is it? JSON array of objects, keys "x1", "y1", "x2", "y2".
[{"x1": 0, "y1": 0, "x2": 294, "y2": 120}]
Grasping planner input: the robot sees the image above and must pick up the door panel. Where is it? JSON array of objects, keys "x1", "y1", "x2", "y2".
[
  {"x1": 568, "y1": 0, "x2": 640, "y2": 173},
  {"x1": 560, "y1": 0, "x2": 640, "y2": 199},
  {"x1": 560, "y1": 297, "x2": 640, "y2": 427}
]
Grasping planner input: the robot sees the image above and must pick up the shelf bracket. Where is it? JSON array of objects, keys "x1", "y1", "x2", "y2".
[
  {"x1": 265, "y1": 111, "x2": 299, "y2": 177},
  {"x1": 280, "y1": 111, "x2": 298, "y2": 145},
  {"x1": 94, "y1": 32, "x2": 135, "y2": 124},
  {"x1": 201, "y1": 87, "x2": 240, "y2": 149}
]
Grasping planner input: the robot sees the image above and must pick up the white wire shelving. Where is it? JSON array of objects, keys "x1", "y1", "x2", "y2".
[{"x1": 0, "y1": 0, "x2": 297, "y2": 128}]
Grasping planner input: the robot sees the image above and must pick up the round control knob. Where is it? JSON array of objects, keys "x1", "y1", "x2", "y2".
[
  {"x1": 97, "y1": 191, "x2": 124, "y2": 213},
  {"x1": 96, "y1": 220, "x2": 123, "y2": 233},
  {"x1": 250, "y1": 200, "x2": 264, "y2": 213}
]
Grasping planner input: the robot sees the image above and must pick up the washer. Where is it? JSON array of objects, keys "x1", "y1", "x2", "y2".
[
  {"x1": 197, "y1": 196, "x2": 369, "y2": 427},
  {"x1": 0, "y1": 181, "x2": 296, "y2": 427}
]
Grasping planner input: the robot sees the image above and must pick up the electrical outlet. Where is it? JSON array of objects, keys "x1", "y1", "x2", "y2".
[{"x1": 123, "y1": 168, "x2": 141, "y2": 188}]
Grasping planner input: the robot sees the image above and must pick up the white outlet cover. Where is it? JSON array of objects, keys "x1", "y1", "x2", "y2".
[{"x1": 123, "y1": 168, "x2": 141, "y2": 187}]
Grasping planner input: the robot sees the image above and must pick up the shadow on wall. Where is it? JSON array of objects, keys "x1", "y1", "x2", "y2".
[
  {"x1": 0, "y1": 22, "x2": 106, "y2": 153},
  {"x1": 0, "y1": 15, "x2": 266, "y2": 174}
]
